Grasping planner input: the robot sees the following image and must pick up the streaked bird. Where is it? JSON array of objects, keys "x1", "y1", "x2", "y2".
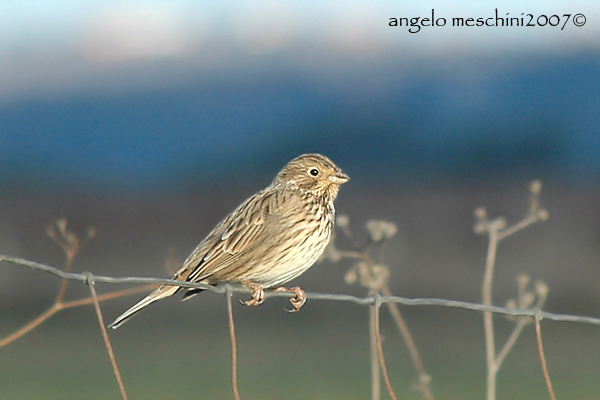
[{"x1": 109, "y1": 153, "x2": 349, "y2": 329}]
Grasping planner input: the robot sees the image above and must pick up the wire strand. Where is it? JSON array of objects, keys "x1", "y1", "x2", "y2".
[{"x1": 2, "y1": 254, "x2": 600, "y2": 326}]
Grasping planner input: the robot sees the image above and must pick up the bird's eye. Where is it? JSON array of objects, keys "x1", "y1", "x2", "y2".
[{"x1": 309, "y1": 168, "x2": 319, "y2": 176}]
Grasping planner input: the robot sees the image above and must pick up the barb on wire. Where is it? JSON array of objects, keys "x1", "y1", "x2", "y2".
[{"x1": 2, "y1": 254, "x2": 600, "y2": 326}]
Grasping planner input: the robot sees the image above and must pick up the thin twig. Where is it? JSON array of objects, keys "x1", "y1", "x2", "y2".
[
  {"x1": 0, "y1": 307, "x2": 58, "y2": 348},
  {"x1": 369, "y1": 293, "x2": 381, "y2": 400},
  {"x1": 55, "y1": 252, "x2": 75, "y2": 303},
  {"x1": 226, "y1": 285, "x2": 241, "y2": 400},
  {"x1": 373, "y1": 296, "x2": 398, "y2": 400},
  {"x1": 376, "y1": 242, "x2": 386, "y2": 264},
  {"x1": 382, "y1": 285, "x2": 434, "y2": 400},
  {"x1": 86, "y1": 273, "x2": 128, "y2": 400},
  {"x1": 497, "y1": 215, "x2": 538, "y2": 241},
  {"x1": 59, "y1": 284, "x2": 158, "y2": 309},
  {"x1": 494, "y1": 319, "x2": 528, "y2": 370},
  {"x1": 535, "y1": 310, "x2": 556, "y2": 400},
  {"x1": 0, "y1": 284, "x2": 157, "y2": 348},
  {"x1": 341, "y1": 226, "x2": 432, "y2": 400},
  {"x1": 477, "y1": 182, "x2": 546, "y2": 400},
  {"x1": 482, "y1": 228, "x2": 499, "y2": 400},
  {"x1": 338, "y1": 250, "x2": 370, "y2": 263}
]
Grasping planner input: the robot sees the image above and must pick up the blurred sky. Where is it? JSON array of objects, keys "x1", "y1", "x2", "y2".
[{"x1": 0, "y1": 0, "x2": 599, "y2": 194}]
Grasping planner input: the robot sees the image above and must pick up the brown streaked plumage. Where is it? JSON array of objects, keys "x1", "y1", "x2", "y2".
[{"x1": 109, "y1": 153, "x2": 348, "y2": 329}]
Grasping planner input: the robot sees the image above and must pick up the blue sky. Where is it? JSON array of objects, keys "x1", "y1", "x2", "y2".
[{"x1": 0, "y1": 1, "x2": 599, "y2": 193}]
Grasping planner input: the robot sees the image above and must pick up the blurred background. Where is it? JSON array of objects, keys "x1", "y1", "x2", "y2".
[{"x1": 1, "y1": 1, "x2": 600, "y2": 399}]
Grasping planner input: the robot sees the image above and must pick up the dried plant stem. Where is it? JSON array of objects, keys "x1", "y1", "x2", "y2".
[
  {"x1": 369, "y1": 302, "x2": 381, "y2": 400},
  {"x1": 382, "y1": 285, "x2": 434, "y2": 400},
  {"x1": 497, "y1": 215, "x2": 538, "y2": 241},
  {"x1": 340, "y1": 245, "x2": 433, "y2": 400},
  {"x1": 340, "y1": 249, "x2": 384, "y2": 400},
  {"x1": 0, "y1": 307, "x2": 58, "y2": 348},
  {"x1": 478, "y1": 184, "x2": 546, "y2": 400},
  {"x1": 86, "y1": 275, "x2": 128, "y2": 400},
  {"x1": 338, "y1": 250, "x2": 370, "y2": 263},
  {"x1": 483, "y1": 229, "x2": 499, "y2": 400},
  {"x1": 494, "y1": 319, "x2": 527, "y2": 370},
  {"x1": 373, "y1": 300, "x2": 398, "y2": 400},
  {"x1": 535, "y1": 311, "x2": 556, "y2": 400},
  {"x1": 0, "y1": 284, "x2": 156, "y2": 348},
  {"x1": 226, "y1": 287, "x2": 241, "y2": 400},
  {"x1": 55, "y1": 252, "x2": 75, "y2": 303},
  {"x1": 0, "y1": 232, "x2": 82, "y2": 348},
  {"x1": 60, "y1": 284, "x2": 157, "y2": 309}
]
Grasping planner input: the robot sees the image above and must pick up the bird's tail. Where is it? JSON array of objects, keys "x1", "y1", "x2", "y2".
[{"x1": 108, "y1": 284, "x2": 179, "y2": 329}]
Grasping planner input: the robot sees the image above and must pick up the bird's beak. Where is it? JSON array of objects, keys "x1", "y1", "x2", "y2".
[{"x1": 329, "y1": 171, "x2": 350, "y2": 185}]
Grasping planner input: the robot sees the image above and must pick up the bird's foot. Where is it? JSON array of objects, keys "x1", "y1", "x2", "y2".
[
  {"x1": 241, "y1": 280, "x2": 265, "y2": 306},
  {"x1": 273, "y1": 286, "x2": 306, "y2": 312}
]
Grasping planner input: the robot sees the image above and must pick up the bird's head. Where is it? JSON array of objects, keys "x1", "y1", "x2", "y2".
[{"x1": 275, "y1": 154, "x2": 349, "y2": 201}]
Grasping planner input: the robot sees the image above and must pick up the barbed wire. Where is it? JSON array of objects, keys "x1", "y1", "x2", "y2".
[{"x1": 2, "y1": 253, "x2": 600, "y2": 327}]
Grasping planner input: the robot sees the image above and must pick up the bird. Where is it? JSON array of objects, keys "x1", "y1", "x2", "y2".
[{"x1": 109, "y1": 153, "x2": 349, "y2": 329}]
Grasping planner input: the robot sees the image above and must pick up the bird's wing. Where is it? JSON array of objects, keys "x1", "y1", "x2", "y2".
[
  {"x1": 178, "y1": 188, "x2": 296, "y2": 283},
  {"x1": 108, "y1": 190, "x2": 291, "y2": 329}
]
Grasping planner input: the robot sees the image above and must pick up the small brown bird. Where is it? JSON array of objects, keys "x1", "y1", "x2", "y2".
[{"x1": 109, "y1": 154, "x2": 349, "y2": 329}]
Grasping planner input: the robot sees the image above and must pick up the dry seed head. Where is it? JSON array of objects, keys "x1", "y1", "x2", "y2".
[
  {"x1": 473, "y1": 222, "x2": 486, "y2": 234},
  {"x1": 366, "y1": 220, "x2": 397, "y2": 242},
  {"x1": 372, "y1": 263, "x2": 390, "y2": 281},
  {"x1": 529, "y1": 180, "x2": 542, "y2": 194},
  {"x1": 534, "y1": 280, "x2": 549, "y2": 297},
  {"x1": 336, "y1": 214, "x2": 350, "y2": 228},
  {"x1": 516, "y1": 273, "x2": 530, "y2": 287},
  {"x1": 490, "y1": 217, "x2": 507, "y2": 231},
  {"x1": 474, "y1": 207, "x2": 487, "y2": 219},
  {"x1": 56, "y1": 218, "x2": 68, "y2": 234},
  {"x1": 366, "y1": 220, "x2": 385, "y2": 242},
  {"x1": 383, "y1": 222, "x2": 397, "y2": 240},
  {"x1": 537, "y1": 209, "x2": 549, "y2": 221},
  {"x1": 87, "y1": 227, "x2": 96, "y2": 239},
  {"x1": 344, "y1": 267, "x2": 358, "y2": 285},
  {"x1": 521, "y1": 292, "x2": 535, "y2": 308},
  {"x1": 355, "y1": 261, "x2": 376, "y2": 288},
  {"x1": 64, "y1": 231, "x2": 78, "y2": 247}
]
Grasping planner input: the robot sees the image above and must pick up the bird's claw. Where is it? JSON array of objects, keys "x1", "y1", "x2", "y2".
[
  {"x1": 239, "y1": 282, "x2": 306, "y2": 312},
  {"x1": 274, "y1": 286, "x2": 306, "y2": 312},
  {"x1": 241, "y1": 280, "x2": 265, "y2": 307}
]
